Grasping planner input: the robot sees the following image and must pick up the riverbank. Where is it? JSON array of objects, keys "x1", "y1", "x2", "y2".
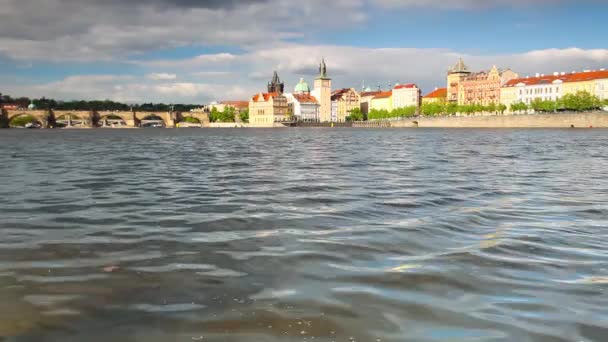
[{"x1": 353, "y1": 112, "x2": 608, "y2": 128}]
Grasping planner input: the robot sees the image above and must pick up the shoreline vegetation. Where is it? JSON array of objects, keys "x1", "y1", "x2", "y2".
[{"x1": 360, "y1": 91, "x2": 607, "y2": 121}]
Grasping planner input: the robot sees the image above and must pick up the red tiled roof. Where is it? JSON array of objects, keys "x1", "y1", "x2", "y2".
[
  {"x1": 373, "y1": 91, "x2": 392, "y2": 99},
  {"x1": 331, "y1": 88, "x2": 355, "y2": 101},
  {"x1": 293, "y1": 93, "x2": 318, "y2": 104},
  {"x1": 394, "y1": 83, "x2": 417, "y2": 89},
  {"x1": 504, "y1": 70, "x2": 608, "y2": 87},
  {"x1": 1, "y1": 104, "x2": 19, "y2": 110},
  {"x1": 423, "y1": 88, "x2": 447, "y2": 99},
  {"x1": 360, "y1": 91, "x2": 381, "y2": 97},
  {"x1": 221, "y1": 101, "x2": 249, "y2": 109},
  {"x1": 252, "y1": 92, "x2": 279, "y2": 101}
]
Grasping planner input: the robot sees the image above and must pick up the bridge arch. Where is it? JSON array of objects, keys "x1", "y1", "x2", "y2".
[
  {"x1": 56, "y1": 113, "x2": 85, "y2": 127},
  {"x1": 99, "y1": 114, "x2": 127, "y2": 127},
  {"x1": 8, "y1": 113, "x2": 43, "y2": 128},
  {"x1": 140, "y1": 114, "x2": 166, "y2": 128}
]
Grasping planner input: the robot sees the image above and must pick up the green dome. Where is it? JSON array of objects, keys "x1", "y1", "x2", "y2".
[
  {"x1": 28, "y1": 101, "x2": 36, "y2": 110},
  {"x1": 294, "y1": 78, "x2": 310, "y2": 94}
]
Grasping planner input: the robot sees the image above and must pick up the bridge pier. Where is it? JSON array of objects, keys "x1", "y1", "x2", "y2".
[{"x1": 0, "y1": 109, "x2": 8, "y2": 128}]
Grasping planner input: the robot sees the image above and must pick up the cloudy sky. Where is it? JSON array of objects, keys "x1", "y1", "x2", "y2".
[{"x1": 1, "y1": 0, "x2": 607, "y2": 104}]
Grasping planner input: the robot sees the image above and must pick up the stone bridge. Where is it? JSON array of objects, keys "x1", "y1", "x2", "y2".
[{"x1": 0, "y1": 109, "x2": 209, "y2": 128}]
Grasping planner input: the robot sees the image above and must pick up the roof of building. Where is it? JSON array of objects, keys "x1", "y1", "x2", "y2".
[
  {"x1": 394, "y1": 83, "x2": 417, "y2": 89},
  {"x1": 331, "y1": 88, "x2": 356, "y2": 101},
  {"x1": 449, "y1": 58, "x2": 470, "y2": 74},
  {"x1": 252, "y1": 92, "x2": 280, "y2": 101},
  {"x1": 503, "y1": 70, "x2": 608, "y2": 88},
  {"x1": 220, "y1": 101, "x2": 249, "y2": 109},
  {"x1": 293, "y1": 93, "x2": 318, "y2": 104},
  {"x1": 373, "y1": 91, "x2": 392, "y2": 99},
  {"x1": 423, "y1": 88, "x2": 448, "y2": 99},
  {"x1": 360, "y1": 91, "x2": 381, "y2": 97}
]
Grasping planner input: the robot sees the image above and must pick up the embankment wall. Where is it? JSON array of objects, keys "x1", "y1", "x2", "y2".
[{"x1": 386, "y1": 112, "x2": 608, "y2": 128}]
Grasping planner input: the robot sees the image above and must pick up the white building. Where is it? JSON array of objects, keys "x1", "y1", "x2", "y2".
[
  {"x1": 391, "y1": 83, "x2": 421, "y2": 109},
  {"x1": 285, "y1": 78, "x2": 320, "y2": 122}
]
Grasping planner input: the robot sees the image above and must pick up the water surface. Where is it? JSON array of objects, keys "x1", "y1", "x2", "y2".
[{"x1": 0, "y1": 128, "x2": 607, "y2": 341}]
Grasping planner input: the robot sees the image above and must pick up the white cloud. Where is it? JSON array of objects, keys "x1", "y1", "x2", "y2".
[{"x1": 147, "y1": 73, "x2": 177, "y2": 80}]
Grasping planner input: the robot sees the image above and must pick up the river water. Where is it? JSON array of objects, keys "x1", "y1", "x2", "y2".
[{"x1": 0, "y1": 128, "x2": 607, "y2": 342}]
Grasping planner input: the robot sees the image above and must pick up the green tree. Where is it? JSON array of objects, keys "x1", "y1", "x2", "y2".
[
  {"x1": 498, "y1": 104, "x2": 507, "y2": 114},
  {"x1": 348, "y1": 107, "x2": 363, "y2": 121},
  {"x1": 561, "y1": 91, "x2": 601, "y2": 112},
  {"x1": 446, "y1": 102, "x2": 458, "y2": 115},
  {"x1": 239, "y1": 108, "x2": 249, "y2": 123},
  {"x1": 486, "y1": 102, "x2": 497, "y2": 113},
  {"x1": 510, "y1": 102, "x2": 528, "y2": 113},
  {"x1": 209, "y1": 107, "x2": 220, "y2": 122}
]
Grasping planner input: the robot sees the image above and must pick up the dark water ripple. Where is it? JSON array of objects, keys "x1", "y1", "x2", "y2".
[{"x1": 1, "y1": 128, "x2": 607, "y2": 341}]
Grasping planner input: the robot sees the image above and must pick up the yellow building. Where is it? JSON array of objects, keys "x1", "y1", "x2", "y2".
[
  {"x1": 248, "y1": 92, "x2": 289, "y2": 127},
  {"x1": 422, "y1": 88, "x2": 447, "y2": 104},
  {"x1": 370, "y1": 91, "x2": 393, "y2": 111},
  {"x1": 499, "y1": 86, "x2": 518, "y2": 110},
  {"x1": 597, "y1": 78, "x2": 608, "y2": 101},
  {"x1": 331, "y1": 88, "x2": 360, "y2": 122},
  {"x1": 359, "y1": 90, "x2": 381, "y2": 116}
]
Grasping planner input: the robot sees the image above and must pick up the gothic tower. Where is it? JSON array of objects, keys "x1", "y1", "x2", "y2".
[
  {"x1": 268, "y1": 71, "x2": 285, "y2": 94},
  {"x1": 447, "y1": 58, "x2": 471, "y2": 103},
  {"x1": 312, "y1": 58, "x2": 332, "y2": 122}
]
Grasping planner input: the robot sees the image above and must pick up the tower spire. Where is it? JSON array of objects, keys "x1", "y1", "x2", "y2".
[{"x1": 318, "y1": 57, "x2": 328, "y2": 79}]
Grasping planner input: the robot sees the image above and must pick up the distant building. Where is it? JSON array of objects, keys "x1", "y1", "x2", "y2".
[
  {"x1": 392, "y1": 83, "x2": 421, "y2": 109},
  {"x1": 459, "y1": 65, "x2": 518, "y2": 105},
  {"x1": 501, "y1": 69, "x2": 608, "y2": 110},
  {"x1": 422, "y1": 88, "x2": 447, "y2": 104},
  {"x1": 331, "y1": 88, "x2": 360, "y2": 122},
  {"x1": 370, "y1": 91, "x2": 393, "y2": 112},
  {"x1": 311, "y1": 58, "x2": 332, "y2": 122},
  {"x1": 285, "y1": 78, "x2": 320, "y2": 122},
  {"x1": 359, "y1": 90, "x2": 381, "y2": 117},
  {"x1": 447, "y1": 58, "x2": 471, "y2": 103},
  {"x1": 249, "y1": 72, "x2": 290, "y2": 127}
]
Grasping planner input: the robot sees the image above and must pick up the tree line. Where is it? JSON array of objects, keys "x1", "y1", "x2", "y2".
[
  {"x1": 208, "y1": 107, "x2": 249, "y2": 123},
  {"x1": 347, "y1": 91, "x2": 608, "y2": 121},
  {"x1": 0, "y1": 94, "x2": 200, "y2": 112}
]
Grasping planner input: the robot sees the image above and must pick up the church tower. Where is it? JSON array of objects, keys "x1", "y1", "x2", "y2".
[
  {"x1": 268, "y1": 71, "x2": 285, "y2": 94},
  {"x1": 312, "y1": 58, "x2": 332, "y2": 122}
]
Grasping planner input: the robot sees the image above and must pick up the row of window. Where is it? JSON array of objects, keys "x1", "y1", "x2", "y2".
[{"x1": 520, "y1": 87, "x2": 559, "y2": 96}]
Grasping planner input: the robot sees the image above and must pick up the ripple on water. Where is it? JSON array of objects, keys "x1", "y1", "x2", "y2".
[{"x1": 0, "y1": 129, "x2": 607, "y2": 341}]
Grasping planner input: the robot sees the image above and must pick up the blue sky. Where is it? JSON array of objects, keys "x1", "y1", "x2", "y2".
[{"x1": 1, "y1": 0, "x2": 607, "y2": 103}]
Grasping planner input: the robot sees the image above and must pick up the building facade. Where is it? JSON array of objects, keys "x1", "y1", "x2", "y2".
[
  {"x1": 392, "y1": 84, "x2": 421, "y2": 109},
  {"x1": 359, "y1": 90, "x2": 381, "y2": 117},
  {"x1": 249, "y1": 72, "x2": 289, "y2": 127},
  {"x1": 285, "y1": 78, "x2": 320, "y2": 122},
  {"x1": 311, "y1": 59, "x2": 332, "y2": 122},
  {"x1": 447, "y1": 58, "x2": 471, "y2": 103},
  {"x1": 370, "y1": 91, "x2": 393, "y2": 112},
  {"x1": 422, "y1": 88, "x2": 447, "y2": 104},
  {"x1": 459, "y1": 65, "x2": 518, "y2": 105},
  {"x1": 500, "y1": 69, "x2": 608, "y2": 110},
  {"x1": 331, "y1": 88, "x2": 360, "y2": 122}
]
